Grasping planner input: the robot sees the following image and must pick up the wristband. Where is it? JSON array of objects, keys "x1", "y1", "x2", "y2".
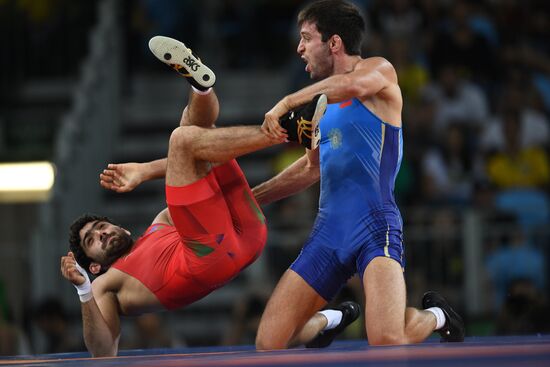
[{"x1": 73, "y1": 262, "x2": 93, "y2": 303}]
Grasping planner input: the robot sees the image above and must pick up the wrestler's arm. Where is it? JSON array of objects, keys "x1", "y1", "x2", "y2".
[
  {"x1": 81, "y1": 280, "x2": 121, "y2": 357},
  {"x1": 60, "y1": 255, "x2": 121, "y2": 357},
  {"x1": 252, "y1": 148, "x2": 319, "y2": 205},
  {"x1": 263, "y1": 57, "x2": 395, "y2": 140},
  {"x1": 287, "y1": 57, "x2": 393, "y2": 108},
  {"x1": 100, "y1": 158, "x2": 167, "y2": 193}
]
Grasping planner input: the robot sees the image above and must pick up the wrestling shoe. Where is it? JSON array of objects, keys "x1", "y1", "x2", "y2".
[
  {"x1": 422, "y1": 291, "x2": 465, "y2": 342},
  {"x1": 305, "y1": 301, "x2": 361, "y2": 348},
  {"x1": 148, "y1": 35, "x2": 216, "y2": 91},
  {"x1": 279, "y1": 94, "x2": 327, "y2": 150}
]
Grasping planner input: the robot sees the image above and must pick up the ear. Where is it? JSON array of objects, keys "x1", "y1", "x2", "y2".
[
  {"x1": 329, "y1": 35, "x2": 343, "y2": 52},
  {"x1": 89, "y1": 262, "x2": 102, "y2": 275},
  {"x1": 124, "y1": 228, "x2": 131, "y2": 236}
]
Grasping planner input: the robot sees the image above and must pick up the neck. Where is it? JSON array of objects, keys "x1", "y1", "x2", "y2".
[{"x1": 333, "y1": 54, "x2": 362, "y2": 75}]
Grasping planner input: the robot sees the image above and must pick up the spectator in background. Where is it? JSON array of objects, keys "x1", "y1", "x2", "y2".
[
  {"x1": 495, "y1": 278, "x2": 550, "y2": 336},
  {"x1": 485, "y1": 219, "x2": 546, "y2": 310},
  {"x1": 421, "y1": 123, "x2": 478, "y2": 205},
  {"x1": 422, "y1": 64, "x2": 489, "y2": 136},
  {"x1": 480, "y1": 84, "x2": 549, "y2": 154},
  {"x1": 486, "y1": 108, "x2": 550, "y2": 190},
  {"x1": 385, "y1": 36, "x2": 429, "y2": 103},
  {"x1": 398, "y1": 95, "x2": 435, "y2": 206},
  {"x1": 429, "y1": 1, "x2": 496, "y2": 84},
  {"x1": 374, "y1": 0, "x2": 423, "y2": 40},
  {"x1": 34, "y1": 298, "x2": 84, "y2": 354},
  {"x1": 484, "y1": 107, "x2": 550, "y2": 237}
]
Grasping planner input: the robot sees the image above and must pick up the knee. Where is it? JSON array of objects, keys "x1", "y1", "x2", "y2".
[
  {"x1": 169, "y1": 125, "x2": 201, "y2": 151},
  {"x1": 255, "y1": 331, "x2": 288, "y2": 350},
  {"x1": 367, "y1": 331, "x2": 409, "y2": 346}
]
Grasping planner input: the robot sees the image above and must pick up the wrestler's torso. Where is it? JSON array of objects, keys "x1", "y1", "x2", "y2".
[
  {"x1": 101, "y1": 221, "x2": 261, "y2": 312},
  {"x1": 316, "y1": 98, "x2": 404, "y2": 245}
]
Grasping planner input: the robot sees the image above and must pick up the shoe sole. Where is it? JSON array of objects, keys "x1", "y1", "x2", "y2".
[
  {"x1": 148, "y1": 36, "x2": 216, "y2": 88},
  {"x1": 310, "y1": 94, "x2": 327, "y2": 150}
]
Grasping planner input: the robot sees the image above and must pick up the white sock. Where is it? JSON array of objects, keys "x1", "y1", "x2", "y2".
[
  {"x1": 192, "y1": 86, "x2": 212, "y2": 95},
  {"x1": 319, "y1": 310, "x2": 343, "y2": 331},
  {"x1": 426, "y1": 307, "x2": 446, "y2": 330}
]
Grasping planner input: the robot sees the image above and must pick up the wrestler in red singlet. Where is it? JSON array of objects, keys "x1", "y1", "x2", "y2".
[{"x1": 112, "y1": 160, "x2": 267, "y2": 309}]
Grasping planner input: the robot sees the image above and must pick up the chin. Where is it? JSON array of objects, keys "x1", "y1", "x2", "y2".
[{"x1": 309, "y1": 68, "x2": 328, "y2": 81}]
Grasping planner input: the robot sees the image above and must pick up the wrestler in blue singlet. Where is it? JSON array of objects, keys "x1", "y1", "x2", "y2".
[{"x1": 290, "y1": 98, "x2": 405, "y2": 301}]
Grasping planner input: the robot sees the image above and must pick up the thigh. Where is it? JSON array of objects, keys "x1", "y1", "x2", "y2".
[
  {"x1": 212, "y1": 160, "x2": 266, "y2": 230},
  {"x1": 166, "y1": 171, "x2": 232, "y2": 238},
  {"x1": 362, "y1": 257, "x2": 407, "y2": 343},
  {"x1": 257, "y1": 269, "x2": 327, "y2": 348},
  {"x1": 166, "y1": 127, "x2": 211, "y2": 187},
  {"x1": 290, "y1": 217, "x2": 356, "y2": 301}
]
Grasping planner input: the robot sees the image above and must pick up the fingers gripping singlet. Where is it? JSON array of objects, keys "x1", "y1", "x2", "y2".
[{"x1": 112, "y1": 160, "x2": 267, "y2": 310}]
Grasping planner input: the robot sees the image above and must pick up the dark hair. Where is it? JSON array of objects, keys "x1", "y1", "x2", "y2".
[
  {"x1": 298, "y1": 0, "x2": 365, "y2": 55},
  {"x1": 68, "y1": 213, "x2": 114, "y2": 274}
]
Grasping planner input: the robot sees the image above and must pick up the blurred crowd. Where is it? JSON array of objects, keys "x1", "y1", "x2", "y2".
[{"x1": 1, "y1": 0, "x2": 549, "y2": 356}]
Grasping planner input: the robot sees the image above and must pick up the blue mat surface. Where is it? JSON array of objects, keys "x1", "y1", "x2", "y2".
[{"x1": 2, "y1": 335, "x2": 549, "y2": 367}]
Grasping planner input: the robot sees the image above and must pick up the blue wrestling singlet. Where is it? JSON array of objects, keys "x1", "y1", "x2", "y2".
[{"x1": 290, "y1": 98, "x2": 405, "y2": 301}]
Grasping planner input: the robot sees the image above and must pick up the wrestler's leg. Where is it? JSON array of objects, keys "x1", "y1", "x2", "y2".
[
  {"x1": 167, "y1": 125, "x2": 280, "y2": 186},
  {"x1": 179, "y1": 89, "x2": 219, "y2": 128},
  {"x1": 362, "y1": 257, "x2": 436, "y2": 345},
  {"x1": 255, "y1": 269, "x2": 327, "y2": 350},
  {"x1": 148, "y1": 35, "x2": 219, "y2": 129}
]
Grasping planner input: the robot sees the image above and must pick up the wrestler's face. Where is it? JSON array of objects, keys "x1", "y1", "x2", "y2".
[
  {"x1": 79, "y1": 220, "x2": 133, "y2": 267},
  {"x1": 297, "y1": 21, "x2": 333, "y2": 80}
]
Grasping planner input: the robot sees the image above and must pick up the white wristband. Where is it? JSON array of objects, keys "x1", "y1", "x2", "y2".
[{"x1": 73, "y1": 262, "x2": 93, "y2": 303}]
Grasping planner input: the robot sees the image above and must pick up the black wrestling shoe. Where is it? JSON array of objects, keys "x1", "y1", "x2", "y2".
[
  {"x1": 305, "y1": 301, "x2": 361, "y2": 348},
  {"x1": 279, "y1": 94, "x2": 327, "y2": 150},
  {"x1": 148, "y1": 36, "x2": 216, "y2": 90},
  {"x1": 422, "y1": 291, "x2": 465, "y2": 342}
]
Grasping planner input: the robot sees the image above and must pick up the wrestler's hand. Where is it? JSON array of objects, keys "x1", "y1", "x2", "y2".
[
  {"x1": 262, "y1": 98, "x2": 290, "y2": 141},
  {"x1": 61, "y1": 252, "x2": 93, "y2": 302},
  {"x1": 100, "y1": 162, "x2": 143, "y2": 193},
  {"x1": 60, "y1": 252, "x2": 86, "y2": 286}
]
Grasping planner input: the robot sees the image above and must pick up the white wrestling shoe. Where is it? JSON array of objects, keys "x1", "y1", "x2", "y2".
[{"x1": 148, "y1": 35, "x2": 216, "y2": 90}]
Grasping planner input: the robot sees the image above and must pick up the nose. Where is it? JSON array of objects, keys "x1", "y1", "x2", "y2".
[
  {"x1": 297, "y1": 39, "x2": 305, "y2": 55},
  {"x1": 98, "y1": 229, "x2": 109, "y2": 243}
]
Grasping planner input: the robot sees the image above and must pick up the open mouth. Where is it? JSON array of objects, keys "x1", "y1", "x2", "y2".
[
  {"x1": 302, "y1": 57, "x2": 310, "y2": 72},
  {"x1": 102, "y1": 235, "x2": 114, "y2": 250}
]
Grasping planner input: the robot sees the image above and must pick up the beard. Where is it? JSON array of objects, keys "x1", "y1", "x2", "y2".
[
  {"x1": 101, "y1": 232, "x2": 134, "y2": 267},
  {"x1": 309, "y1": 48, "x2": 332, "y2": 80}
]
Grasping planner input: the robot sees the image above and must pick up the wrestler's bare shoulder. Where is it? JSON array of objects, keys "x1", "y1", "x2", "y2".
[
  {"x1": 355, "y1": 57, "x2": 396, "y2": 79},
  {"x1": 92, "y1": 268, "x2": 163, "y2": 315}
]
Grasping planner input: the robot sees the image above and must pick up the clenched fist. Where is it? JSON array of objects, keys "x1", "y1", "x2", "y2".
[{"x1": 60, "y1": 252, "x2": 87, "y2": 286}]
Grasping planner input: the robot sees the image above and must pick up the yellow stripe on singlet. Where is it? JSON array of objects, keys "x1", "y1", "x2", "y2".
[
  {"x1": 379, "y1": 123, "x2": 386, "y2": 161},
  {"x1": 384, "y1": 224, "x2": 390, "y2": 257}
]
